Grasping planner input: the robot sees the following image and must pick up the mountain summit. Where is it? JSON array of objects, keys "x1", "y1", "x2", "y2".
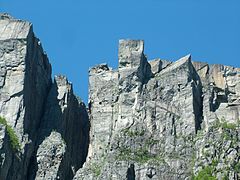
[{"x1": 0, "y1": 15, "x2": 239, "y2": 180}]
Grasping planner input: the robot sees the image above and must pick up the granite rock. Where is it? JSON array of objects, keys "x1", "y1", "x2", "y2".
[
  {"x1": 0, "y1": 14, "x2": 239, "y2": 180},
  {"x1": 74, "y1": 40, "x2": 240, "y2": 180},
  {"x1": 0, "y1": 14, "x2": 89, "y2": 180}
]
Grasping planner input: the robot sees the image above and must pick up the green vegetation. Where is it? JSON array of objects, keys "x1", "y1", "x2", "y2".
[
  {"x1": 194, "y1": 130, "x2": 205, "y2": 143},
  {"x1": 89, "y1": 162, "x2": 102, "y2": 177},
  {"x1": 122, "y1": 128, "x2": 145, "y2": 137},
  {"x1": 213, "y1": 118, "x2": 238, "y2": 130},
  {"x1": 219, "y1": 122, "x2": 238, "y2": 144},
  {"x1": 146, "y1": 139, "x2": 159, "y2": 146},
  {"x1": 119, "y1": 128, "x2": 170, "y2": 165},
  {"x1": 223, "y1": 174, "x2": 228, "y2": 180},
  {"x1": 234, "y1": 162, "x2": 240, "y2": 173},
  {"x1": 116, "y1": 145, "x2": 165, "y2": 165},
  {"x1": 117, "y1": 146, "x2": 149, "y2": 163},
  {"x1": 0, "y1": 117, "x2": 21, "y2": 152},
  {"x1": 193, "y1": 166, "x2": 217, "y2": 180},
  {"x1": 221, "y1": 121, "x2": 237, "y2": 129},
  {"x1": 192, "y1": 117, "x2": 240, "y2": 179},
  {"x1": 133, "y1": 147, "x2": 152, "y2": 163},
  {"x1": 88, "y1": 154, "x2": 108, "y2": 177},
  {"x1": 211, "y1": 159, "x2": 219, "y2": 167},
  {"x1": 119, "y1": 128, "x2": 160, "y2": 164}
]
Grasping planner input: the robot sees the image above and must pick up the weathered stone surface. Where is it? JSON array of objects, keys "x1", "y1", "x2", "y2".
[
  {"x1": 193, "y1": 120, "x2": 240, "y2": 179},
  {"x1": 0, "y1": 14, "x2": 90, "y2": 180},
  {"x1": 0, "y1": 13, "x2": 31, "y2": 40},
  {"x1": 0, "y1": 124, "x2": 14, "y2": 180},
  {"x1": 149, "y1": 58, "x2": 171, "y2": 75},
  {"x1": 0, "y1": 14, "x2": 240, "y2": 180},
  {"x1": 31, "y1": 75, "x2": 90, "y2": 180},
  {"x1": 0, "y1": 13, "x2": 52, "y2": 180},
  {"x1": 35, "y1": 131, "x2": 66, "y2": 180},
  {"x1": 192, "y1": 62, "x2": 240, "y2": 129},
  {"x1": 74, "y1": 40, "x2": 240, "y2": 180}
]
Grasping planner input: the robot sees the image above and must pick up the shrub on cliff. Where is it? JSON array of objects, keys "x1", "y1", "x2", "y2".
[{"x1": 0, "y1": 116, "x2": 21, "y2": 152}]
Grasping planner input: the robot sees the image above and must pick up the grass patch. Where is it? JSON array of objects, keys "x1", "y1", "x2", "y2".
[
  {"x1": 234, "y1": 162, "x2": 240, "y2": 173},
  {"x1": 212, "y1": 118, "x2": 238, "y2": 131},
  {"x1": 122, "y1": 128, "x2": 145, "y2": 137},
  {"x1": 221, "y1": 122, "x2": 237, "y2": 129},
  {"x1": 117, "y1": 146, "x2": 151, "y2": 163},
  {"x1": 0, "y1": 117, "x2": 21, "y2": 152},
  {"x1": 89, "y1": 162, "x2": 102, "y2": 177},
  {"x1": 193, "y1": 166, "x2": 217, "y2": 180},
  {"x1": 88, "y1": 154, "x2": 108, "y2": 177},
  {"x1": 146, "y1": 139, "x2": 159, "y2": 146},
  {"x1": 134, "y1": 148, "x2": 152, "y2": 163},
  {"x1": 116, "y1": 146, "x2": 164, "y2": 164},
  {"x1": 211, "y1": 159, "x2": 219, "y2": 167}
]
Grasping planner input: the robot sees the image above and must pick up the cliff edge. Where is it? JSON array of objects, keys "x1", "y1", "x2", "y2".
[{"x1": 0, "y1": 14, "x2": 239, "y2": 180}]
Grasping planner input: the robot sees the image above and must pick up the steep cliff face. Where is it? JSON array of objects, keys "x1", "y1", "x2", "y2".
[
  {"x1": 29, "y1": 76, "x2": 89, "y2": 180},
  {"x1": 0, "y1": 14, "x2": 89, "y2": 180},
  {"x1": 0, "y1": 14, "x2": 240, "y2": 180},
  {"x1": 74, "y1": 40, "x2": 240, "y2": 180},
  {"x1": 0, "y1": 13, "x2": 52, "y2": 180}
]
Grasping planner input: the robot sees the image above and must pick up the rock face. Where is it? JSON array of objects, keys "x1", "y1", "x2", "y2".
[
  {"x1": 0, "y1": 14, "x2": 240, "y2": 180},
  {"x1": 0, "y1": 14, "x2": 90, "y2": 180},
  {"x1": 74, "y1": 40, "x2": 240, "y2": 180}
]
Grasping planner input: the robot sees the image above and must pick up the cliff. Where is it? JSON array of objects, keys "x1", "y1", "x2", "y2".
[
  {"x1": 0, "y1": 13, "x2": 89, "y2": 180},
  {"x1": 0, "y1": 14, "x2": 240, "y2": 180}
]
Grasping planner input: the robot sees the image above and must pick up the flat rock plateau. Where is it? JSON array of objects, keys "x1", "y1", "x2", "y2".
[{"x1": 0, "y1": 13, "x2": 239, "y2": 180}]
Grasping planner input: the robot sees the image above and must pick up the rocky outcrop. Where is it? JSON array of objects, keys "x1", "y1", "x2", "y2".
[
  {"x1": 0, "y1": 14, "x2": 90, "y2": 180},
  {"x1": 28, "y1": 75, "x2": 90, "y2": 180},
  {"x1": 0, "y1": 14, "x2": 239, "y2": 180},
  {"x1": 74, "y1": 40, "x2": 240, "y2": 180},
  {"x1": 0, "y1": 13, "x2": 52, "y2": 180}
]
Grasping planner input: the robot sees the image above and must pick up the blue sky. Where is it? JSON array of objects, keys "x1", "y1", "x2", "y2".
[{"x1": 0, "y1": 0, "x2": 239, "y2": 102}]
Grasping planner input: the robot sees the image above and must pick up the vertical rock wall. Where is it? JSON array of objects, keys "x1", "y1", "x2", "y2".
[
  {"x1": 74, "y1": 40, "x2": 240, "y2": 180},
  {"x1": 0, "y1": 13, "x2": 52, "y2": 180},
  {"x1": 0, "y1": 14, "x2": 90, "y2": 180},
  {"x1": 0, "y1": 14, "x2": 239, "y2": 180}
]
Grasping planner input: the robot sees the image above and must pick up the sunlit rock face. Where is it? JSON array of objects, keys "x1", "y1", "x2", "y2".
[
  {"x1": 0, "y1": 14, "x2": 89, "y2": 180},
  {"x1": 0, "y1": 14, "x2": 240, "y2": 180},
  {"x1": 74, "y1": 40, "x2": 240, "y2": 180}
]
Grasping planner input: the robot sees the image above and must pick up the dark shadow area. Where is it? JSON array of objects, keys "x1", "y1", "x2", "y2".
[
  {"x1": 210, "y1": 87, "x2": 228, "y2": 112},
  {"x1": 23, "y1": 33, "x2": 53, "y2": 180},
  {"x1": 190, "y1": 62, "x2": 204, "y2": 133},
  {"x1": 26, "y1": 78, "x2": 90, "y2": 180},
  {"x1": 127, "y1": 164, "x2": 135, "y2": 180}
]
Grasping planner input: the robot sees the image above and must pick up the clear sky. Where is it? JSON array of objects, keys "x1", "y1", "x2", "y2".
[{"x1": 0, "y1": 0, "x2": 239, "y2": 102}]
